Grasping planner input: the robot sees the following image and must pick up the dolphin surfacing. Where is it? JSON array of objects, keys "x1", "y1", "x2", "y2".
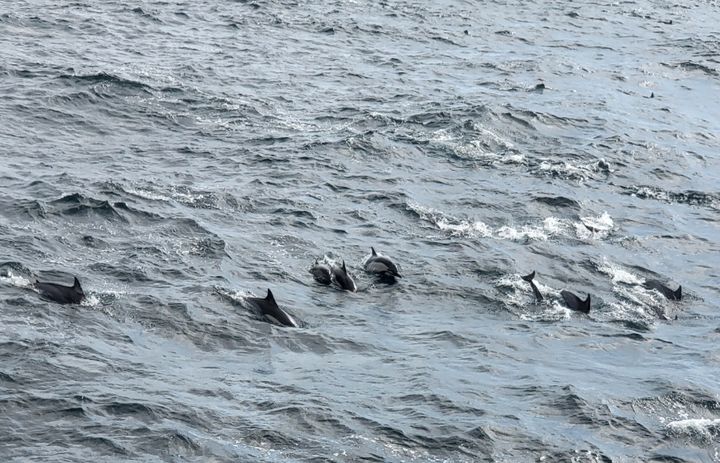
[
  {"x1": 521, "y1": 271, "x2": 544, "y2": 302},
  {"x1": 247, "y1": 289, "x2": 301, "y2": 328},
  {"x1": 561, "y1": 290, "x2": 591, "y2": 314},
  {"x1": 644, "y1": 279, "x2": 682, "y2": 301},
  {"x1": 332, "y1": 261, "x2": 357, "y2": 292},
  {"x1": 35, "y1": 276, "x2": 85, "y2": 304},
  {"x1": 310, "y1": 260, "x2": 332, "y2": 285},
  {"x1": 364, "y1": 247, "x2": 401, "y2": 282}
]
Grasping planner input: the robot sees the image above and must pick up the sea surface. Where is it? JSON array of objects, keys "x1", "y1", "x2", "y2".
[{"x1": 1, "y1": 0, "x2": 719, "y2": 461}]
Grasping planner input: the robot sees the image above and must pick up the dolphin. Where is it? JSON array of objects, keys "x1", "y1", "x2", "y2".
[
  {"x1": 560, "y1": 290, "x2": 591, "y2": 314},
  {"x1": 332, "y1": 261, "x2": 357, "y2": 292},
  {"x1": 364, "y1": 247, "x2": 401, "y2": 282},
  {"x1": 247, "y1": 289, "x2": 301, "y2": 328},
  {"x1": 521, "y1": 271, "x2": 544, "y2": 302},
  {"x1": 35, "y1": 276, "x2": 85, "y2": 304},
  {"x1": 644, "y1": 279, "x2": 682, "y2": 301},
  {"x1": 310, "y1": 260, "x2": 332, "y2": 285}
]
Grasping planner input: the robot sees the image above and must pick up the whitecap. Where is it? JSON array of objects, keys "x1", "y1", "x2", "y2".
[
  {"x1": 667, "y1": 418, "x2": 720, "y2": 438},
  {"x1": 597, "y1": 259, "x2": 644, "y2": 285}
]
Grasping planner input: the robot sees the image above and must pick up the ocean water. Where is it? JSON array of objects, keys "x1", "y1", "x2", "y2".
[{"x1": 1, "y1": 0, "x2": 719, "y2": 461}]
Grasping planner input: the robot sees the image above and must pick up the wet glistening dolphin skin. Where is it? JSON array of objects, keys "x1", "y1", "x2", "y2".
[
  {"x1": 521, "y1": 271, "x2": 544, "y2": 302},
  {"x1": 247, "y1": 289, "x2": 301, "y2": 328},
  {"x1": 310, "y1": 260, "x2": 332, "y2": 285},
  {"x1": 644, "y1": 279, "x2": 682, "y2": 301},
  {"x1": 332, "y1": 261, "x2": 357, "y2": 292},
  {"x1": 35, "y1": 276, "x2": 85, "y2": 304},
  {"x1": 364, "y1": 247, "x2": 401, "y2": 282},
  {"x1": 561, "y1": 290, "x2": 591, "y2": 314}
]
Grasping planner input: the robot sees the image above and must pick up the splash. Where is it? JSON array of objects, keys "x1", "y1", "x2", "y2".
[
  {"x1": 667, "y1": 418, "x2": 720, "y2": 438},
  {"x1": 0, "y1": 270, "x2": 33, "y2": 289},
  {"x1": 408, "y1": 202, "x2": 571, "y2": 241},
  {"x1": 597, "y1": 259, "x2": 644, "y2": 285},
  {"x1": 576, "y1": 212, "x2": 614, "y2": 239}
]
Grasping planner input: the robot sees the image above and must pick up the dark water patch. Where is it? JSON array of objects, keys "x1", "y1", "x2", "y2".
[
  {"x1": 23, "y1": 179, "x2": 63, "y2": 197},
  {"x1": 47, "y1": 90, "x2": 100, "y2": 108},
  {"x1": 48, "y1": 193, "x2": 128, "y2": 222},
  {"x1": 271, "y1": 207, "x2": 317, "y2": 220},
  {"x1": 159, "y1": 217, "x2": 224, "y2": 245},
  {"x1": 545, "y1": 387, "x2": 598, "y2": 425},
  {"x1": 0, "y1": 371, "x2": 17, "y2": 383},
  {"x1": 394, "y1": 392, "x2": 483, "y2": 415},
  {"x1": 0, "y1": 197, "x2": 47, "y2": 220},
  {"x1": 265, "y1": 404, "x2": 355, "y2": 435},
  {"x1": 666, "y1": 61, "x2": 718, "y2": 76},
  {"x1": 102, "y1": 402, "x2": 159, "y2": 422},
  {"x1": 403, "y1": 330, "x2": 478, "y2": 348},
  {"x1": 533, "y1": 196, "x2": 581, "y2": 209},
  {"x1": 502, "y1": 111, "x2": 536, "y2": 130},
  {"x1": 129, "y1": 7, "x2": 162, "y2": 23},
  {"x1": 430, "y1": 35, "x2": 461, "y2": 46},
  {"x1": 58, "y1": 72, "x2": 155, "y2": 93},
  {"x1": 188, "y1": 388, "x2": 234, "y2": 401},
  {"x1": 646, "y1": 455, "x2": 695, "y2": 463},
  {"x1": 242, "y1": 427, "x2": 305, "y2": 448},
  {"x1": 112, "y1": 201, "x2": 165, "y2": 222},
  {"x1": 80, "y1": 235, "x2": 109, "y2": 248},
  {"x1": 89, "y1": 262, "x2": 152, "y2": 283},
  {"x1": 406, "y1": 110, "x2": 455, "y2": 128},
  {"x1": 600, "y1": 331, "x2": 647, "y2": 341},
  {"x1": 78, "y1": 435, "x2": 129, "y2": 456}
]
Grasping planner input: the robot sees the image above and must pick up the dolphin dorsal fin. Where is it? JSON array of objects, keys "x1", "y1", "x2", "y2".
[
  {"x1": 371, "y1": 247, "x2": 377, "y2": 256},
  {"x1": 674, "y1": 286, "x2": 682, "y2": 300},
  {"x1": 582, "y1": 294, "x2": 591, "y2": 312},
  {"x1": 73, "y1": 277, "x2": 82, "y2": 290},
  {"x1": 342, "y1": 260, "x2": 347, "y2": 272},
  {"x1": 266, "y1": 289, "x2": 275, "y2": 302}
]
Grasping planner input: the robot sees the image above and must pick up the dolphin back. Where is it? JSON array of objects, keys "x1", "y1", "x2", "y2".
[
  {"x1": 365, "y1": 257, "x2": 401, "y2": 278},
  {"x1": 332, "y1": 261, "x2": 357, "y2": 292},
  {"x1": 248, "y1": 289, "x2": 301, "y2": 328},
  {"x1": 561, "y1": 290, "x2": 590, "y2": 314},
  {"x1": 36, "y1": 278, "x2": 85, "y2": 304},
  {"x1": 644, "y1": 279, "x2": 682, "y2": 301}
]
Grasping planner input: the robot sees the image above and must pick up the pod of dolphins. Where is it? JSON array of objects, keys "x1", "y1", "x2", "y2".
[{"x1": 30, "y1": 246, "x2": 682, "y2": 327}]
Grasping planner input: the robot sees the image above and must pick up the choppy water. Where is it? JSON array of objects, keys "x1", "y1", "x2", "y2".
[{"x1": 1, "y1": 0, "x2": 719, "y2": 461}]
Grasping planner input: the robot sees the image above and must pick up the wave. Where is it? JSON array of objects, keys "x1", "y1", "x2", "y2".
[
  {"x1": 406, "y1": 202, "x2": 614, "y2": 242},
  {"x1": 0, "y1": 269, "x2": 34, "y2": 289},
  {"x1": 622, "y1": 185, "x2": 720, "y2": 210},
  {"x1": 48, "y1": 193, "x2": 128, "y2": 222},
  {"x1": 666, "y1": 418, "x2": 720, "y2": 439},
  {"x1": 100, "y1": 180, "x2": 240, "y2": 211}
]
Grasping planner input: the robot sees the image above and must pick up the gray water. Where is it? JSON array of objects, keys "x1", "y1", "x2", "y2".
[{"x1": 1, "y1": 0, "x2": 719, "y2": 461}]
